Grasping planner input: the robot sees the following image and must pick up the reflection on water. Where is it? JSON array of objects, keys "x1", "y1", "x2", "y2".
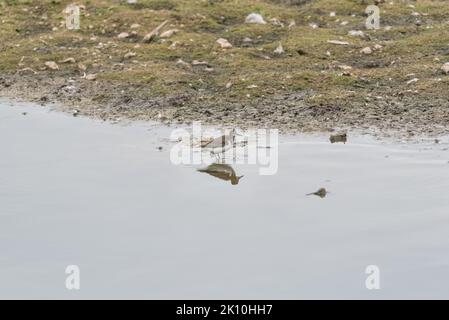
[
  {"x1": 307, "y1": 187, "x2": 328, "y2": 198},
  {"x1": 197, "y1": 163, "x2": 244, "y2": 185}
]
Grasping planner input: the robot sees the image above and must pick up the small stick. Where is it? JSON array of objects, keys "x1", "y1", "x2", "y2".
[{"x1": 143, "y1": 20, "x2": 169, "y2": 43}]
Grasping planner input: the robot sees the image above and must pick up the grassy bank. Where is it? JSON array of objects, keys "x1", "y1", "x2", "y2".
[{"x1": 1, "y1": 0, "x2": 449, "y2": 135}]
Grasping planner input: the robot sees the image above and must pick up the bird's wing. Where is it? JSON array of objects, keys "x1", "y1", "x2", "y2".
[
  {"x1": 199, "y1": 138, "x2": 214, "y2": 148},
  {"x1": 202, "y1": 135, "x2": 227, "y2": 148}
]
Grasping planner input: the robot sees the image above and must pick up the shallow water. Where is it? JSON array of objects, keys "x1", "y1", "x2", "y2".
[{"x1": 1, "y1": 101, "x2": 449, "y2": 299}]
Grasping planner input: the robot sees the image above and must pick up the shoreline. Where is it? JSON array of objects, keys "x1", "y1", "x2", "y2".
[
  {"x1": 1, "y1": 72, "x2": 448, "y2": 141},
  {"x1": 1, "y1": 93, "x2": 447, "y2": 146}
]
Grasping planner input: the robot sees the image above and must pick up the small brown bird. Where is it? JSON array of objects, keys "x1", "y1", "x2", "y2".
[{"x1": 200, "y1": 129, "x2": 237, "y2": 158}]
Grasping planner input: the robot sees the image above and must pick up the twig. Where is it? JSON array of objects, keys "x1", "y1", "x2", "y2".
[{"x1": 143, "y1": 20, "x2": 169, "y2": 43}]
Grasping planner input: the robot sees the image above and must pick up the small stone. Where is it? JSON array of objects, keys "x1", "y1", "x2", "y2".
[
  {"x1": 124, "y1": 52, "x2": 137, "y2": 59},
  {"x1": 348, "y1": 30, "x2": 365, "y2": 38},
  {"x1": 216, "y1": 38, "x2": 232, "y2": 49},
  {"x1": 327, "y1": 40, "x2": 349, "y2": 45},
  {"x1": 72, "y1": 109, "x2": 79, "y2": 117},
  {"x1": 85, "y1": 74, "x2": 96, "y2": 81},
  {"x1": 60, "y1": 57, "x2": 76, "y2": 63},
  {"x1": 245, "y1": 13, "x2": 266, "y2": 24},
  {"x1": 338, "y1": 65, "x2": 352, "y2": 70},
  {"x1": 168, "y1": 41, "x2": 180, "y2": 50},
  {"x1": 175, "y1": 59, "x2": 191, "y2": 68},
  {"x1": 160, "y1": 29, "x2": 178, "y2": 38},
  {"x1": 407, "y1": 78, "x2": 419, "y2": 85},
  {"x1": 441, "y1": 62, "x2": 449, "y2": 74},
  {"x1": 360, "y1": 47, "x2": 372, "y2": 55},
  {"x1": 117, "y1": 32, "x2": 130, "y2": 39},
  {"x1": 274, "y1": 42, "x2": 284, "y2": 55},
  {"x1": 225, "y1": 81, "x2": 233, "y2": 89},
  {"x1": 44, "y1": 61, "x2": 59, "y2": 70},
  {"x1": 130, "y1": 23, "x2": 140, "y2": 29},
  {"x1": 270, "y1": 18, "x2": 283, "y2": 27},
  {"x1": 192, "y1": 60, "x2": 208, "y2": 66}
]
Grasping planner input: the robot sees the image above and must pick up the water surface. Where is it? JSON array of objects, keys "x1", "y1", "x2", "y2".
[{"x1": 1, "y1": 101, "x2": 449, "y2": 299}]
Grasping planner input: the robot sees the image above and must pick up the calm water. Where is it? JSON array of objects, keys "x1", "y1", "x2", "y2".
[{"x1": 1, "y1": 100, "x2": 449, "y2": 299}]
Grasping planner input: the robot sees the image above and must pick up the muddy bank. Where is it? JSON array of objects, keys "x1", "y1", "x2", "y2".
[{"x1": 1, "y1": 72, "x2": 448, "y2": 138}]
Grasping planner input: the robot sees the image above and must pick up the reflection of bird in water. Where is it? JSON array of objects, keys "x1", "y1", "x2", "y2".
[
  {"x1": 197, "y1": 163, "x2": 244, "y2": 185},
  {"x1": 307, "y1": 188, "x2": 327, "y2": 198},
  {"x1": 200, "y1": 129, "x2": 237, "y2": 159}
]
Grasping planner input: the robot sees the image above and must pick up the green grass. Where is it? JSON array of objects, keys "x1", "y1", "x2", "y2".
[{"x1": 1, "y1": 0, "x2": 448, "y2": 100}]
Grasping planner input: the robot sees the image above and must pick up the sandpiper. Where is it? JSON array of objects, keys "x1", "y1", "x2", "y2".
[{"x1": 200, "y1": 129, "x2": 237, "y2": 158}]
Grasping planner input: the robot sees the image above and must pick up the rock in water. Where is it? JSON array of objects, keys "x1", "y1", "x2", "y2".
[
  {"x1": 245, "y1": 13, "x2": 266, "y2": 24},
  {"x1": 330, "y1": 131, "x2": 347, "y2": 144}
]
